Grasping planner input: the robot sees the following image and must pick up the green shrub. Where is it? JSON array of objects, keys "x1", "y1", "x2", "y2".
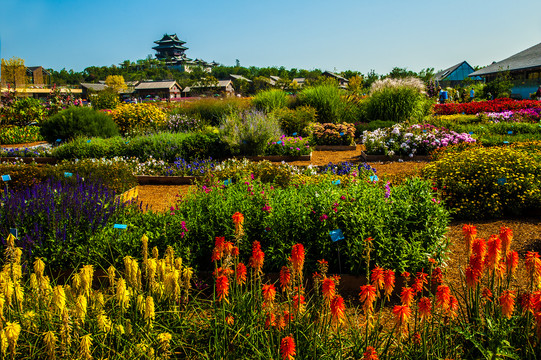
[
  {"x1": 52, "y1": 131, "x2": 227, "y2": 162},
  {"x1": 110, "y1": 103, "x2": 167, "y2": 135},
  {"x1": 0, "y1": 97, "x2": 46, "y2": 126},
  {"x1": 91, "y1": 90, "x2": 120, "y2": 110},
  {"x1": 252, "y1": 89, "x2": 289, "y2": 112},
  {"x1": 173, "y1": 97, "x2": 251, "y2": 126},
  {"x1": 174, "y1": 176, "x2": 449, "y2": 274},
  {"x1": 365, "y1": 78, "x2": 430, "y2": 122},
  {"x1": 297, "y1": 85, "x2": 345, "y2": 123},
  {"x1": 422, "y1": 146, "x2": 541, "y2": 218},
  {"x1": 272, "y1": 106, "x2": 316, "y2": 136},
  {"x1": 220, "y1": 111, "x2": 281, "y2": 155},
  {"x1": 0, "y1": 125, "x2": 44, "y2": 144},
  {"x1": 40, "y1": 106, "x2": 119, "y2": 143}
]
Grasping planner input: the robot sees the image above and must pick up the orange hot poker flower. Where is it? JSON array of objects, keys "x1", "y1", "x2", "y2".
[
  {"x1": 216, "y1": 275, "x2": 229, "y2": 302},
  {"x1": 280, "y1": 335, "x2": 296, "y2": 360},
  {"x1": 293, "y1": 293, "x2": 305, "y2": 312},
  {"x1": 262, "y1": 284, "x2": 277, "y2": 304},
  {"x1": 462, "y1": 224, "x2": 477, "y2": 255},
  {"x1": 371, "y1": 267, "x2": 384, "y2": 292},
  {"x1": 436, "y1": 285, "x2": 451, "y2": 311},
  {"x1": 448, "y1": 295, "x2": 459, "y2": 319},
  {"x1": 418, "y1": 297, "x2": 432, "y2": 321},
  {"x1": 525, "y1": 251, "x2": 541, "y2": 288},
  {"x1": 321, "y1": 278, "x2": 336, "y2": 303},
  {"x1": 359, "y1": 284, "x2": 377, "y2": 313},
  {"x1": 486, "y1": 235, "x2": 502, "y2": 272},
  {"x1": 232, "y1": 212, "x2": 244, "y2": 234},
  {"x1": 265, "y1": 312, "x2": 276, "y2": 329},
  {"x1": 363, "y1": 346, "x2": 379, "y2": 360},
  {"x1": 499, "y1": 226, "x2": 513, "y2": 256},
  {"x1": 500, "y1": 290, "x2": 516, "y2": 319},
  {"x1": 290, "y1": 244, "x2": 305, "y2": 274},
  {"x1": 506, "y1": 251, "x2": 519, "y2": 276},
  {"x1": 330, "y1": 295, "x2": 346, "y2": 325},
  {"x1": 212, "y1": 236, "x2": 226, "y2": 261},
  {"x1": 236, "y1": 263, "x2": 247, "y2": 285},
  {"x1": 249, "y1": 241, "x2": 265, "y2": 273},
  {"x1": 400, "y1": 287, "x2": 415, "y2": 307},
  {"x1": 392, "y1": 304, "x2": 411, "y2": 327},
  {"x1": 383, "y1": 269, "x2": 395, "y2": 299},
  {"x1": 280, "y1": 266, "x2": 292, "y2": 291}
]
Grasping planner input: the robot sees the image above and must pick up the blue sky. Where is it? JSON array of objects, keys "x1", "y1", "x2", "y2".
[{"x1": 1, "y1": 0, "x2": 541, "y2": 75}]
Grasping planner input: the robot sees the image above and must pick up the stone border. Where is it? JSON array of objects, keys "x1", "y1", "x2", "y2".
[
  {"x1": 360, "y1": 151, "x2": 431, "y2": 162},
  {"x1": 314, "y1": 145, "x2": 357, "y2": 151}
]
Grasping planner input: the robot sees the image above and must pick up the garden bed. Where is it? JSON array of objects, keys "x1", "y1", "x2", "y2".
[
  {"x1": 0, "y1": 157, "x2": 57, "y2": 164},
  {"x1": 136, "y1": 175, "x2": 197, "y2": 185}
]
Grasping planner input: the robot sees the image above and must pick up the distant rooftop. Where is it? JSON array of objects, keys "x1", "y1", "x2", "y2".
[{"x1": 470, "y1": 42, "x2": 541, "y2": 76}]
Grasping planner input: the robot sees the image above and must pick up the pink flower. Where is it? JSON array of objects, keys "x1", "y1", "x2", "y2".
[{"x1": 319, "y1": 214, "x2": 328, "y2": 221}]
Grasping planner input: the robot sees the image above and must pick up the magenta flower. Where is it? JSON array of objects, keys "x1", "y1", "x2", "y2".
[{"x1": 319, "y1": 214, "x2": 328, "y2": 221}]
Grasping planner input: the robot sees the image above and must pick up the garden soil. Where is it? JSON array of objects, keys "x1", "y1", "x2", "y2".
[{"x1": 137, "y1": 146, "x2": 541, "y2": 300}]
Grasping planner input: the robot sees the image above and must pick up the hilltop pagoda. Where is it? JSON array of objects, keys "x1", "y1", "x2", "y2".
[{"x1": 153, "y1": 34, "x2": 191, "y2": 64}]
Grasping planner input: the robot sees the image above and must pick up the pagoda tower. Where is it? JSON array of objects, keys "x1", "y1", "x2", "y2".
[{"x1": 152, "y1": 34, "x2": 191, "y2": 64}]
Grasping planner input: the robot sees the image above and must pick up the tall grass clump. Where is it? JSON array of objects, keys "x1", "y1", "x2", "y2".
[
  {"x1": 40, "y1": 107, "x2": 119, "y2": 143},
  {"x1": 252, "y1": 89, "x2": 289, "y2": 113},
  {"x1": 220, "y1": 110, "x2": 281, "y2": 155},
  {"x1": 172, "y1": 97, "x2": 251, "y2": 126},
  {"x1": 365, "y1": 77, "x2": 431, "y2": 123},
  {"x1": 297, "y1": 84, "x2": 345, "y2": 123}
]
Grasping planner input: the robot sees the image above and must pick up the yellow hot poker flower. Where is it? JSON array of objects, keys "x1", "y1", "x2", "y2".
[
  {"x1": 43, "y1": 331, "x2": 57, "y2": 359},
  {"x1": 174, "y1": 257, "x2": 183, "y2": 270},
  {"x1": 182, "y1": 267, "x2": 193, "y2": 290},
  {"x1": 165, "y1": 246, "x2": 175, "y2": 268},
  {"x1": 107, "y1": 266, "x2": 116, "y2": 289},
  {"x1": 0, "y1": 295, "x2": 5, "y2": 321},
  {"x1": 13, "y1": 248, "x2": 22, "y2": 265},
  {"x1": 136, "y1": 294, "x2": 145, "y2": 315},
  {"x1": 4, "y1": 322, "x2": 21, "y2": 357},
  {"x1": 0, "y1": 330, "x2": 6, "y2": 357},
  {"x1": 152, "y1": 246, "x2": 159, "y2": 260},
  {"x1": 146, "y1": 258, "x2": 157, "y2": 287},
  {"x1": 80, "y1": 265, "x2": 94, "y2": 297},
  {"x1": 34, "y1": 258, "x2": 45, "y2": 278},
  {"x1": 22, "y1": 310, "x2": 37, "y2": 330},
  {"x1": 141, "y1": 234, "x2": 149, "y2": 267},
  {"x1": 144, "y1": 296, "x2": 155, "y2": 325},
  {"x1": 116, "y1": 278, "x2": 130, "y2": 311},
  {"x1": 79, "y1": 334, "x2": 92, "y2": 360},
  {"x1": 157, "y1": 332, "x2": 172, "y2": 358},
  {"x1": 96, "y1": 311, "x2": 112, "y2": 334},
  {"x1": 164, "y1": 269, "x2": 180, "y2": 301},
  {"x1": 13, "y1": 282, "x2": 23, "y2": 310},
  {"x1": 52, "y1": 286, "x2": 66, "y2": 314},
  {"x1": 93, "y1": 291, "x2": 104, "y2": 311},
  {"x1": 6, "y1": 233, "x2": 15, "y2": 248},
  {"x1": 157, "y1": 259, "x2": 167, "y2": 282},
  {"x1": 75, "y1": 295, "x2": 88, "y2": 324},
  {"x1": 114, "y1": 324, "x2": 125, "y2": 336},
  {"x1": 72, "y1": 273, "x2": 81, "y2": 293}
]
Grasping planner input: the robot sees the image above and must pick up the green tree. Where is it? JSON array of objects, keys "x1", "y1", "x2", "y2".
[
  {"x1": 1, "y1": 57, "x2": 26, "y2": 88},
  {"x1": 484, "y1": 70, "x2": 513, "y2": 99}
]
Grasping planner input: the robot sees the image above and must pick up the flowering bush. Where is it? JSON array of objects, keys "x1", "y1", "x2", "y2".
[
  {"x1": 162, "y1": 113, "x2": 205, "y2": 132},
  {"x1": 362, "y1": 123, "x2": 475, "y2": 156},
  {"x1": 0, "y1": 125, "x2": 44, "y2": 145},
  {"x1": 176, "y1": 176, "x2": 449, "y2": 273},
  {"x1": 265, "y1": 135, "x2": 312, "y2": 156},
  {"x1": 483, "y1": 107, "x2": 541, "y2": 123},
  {"x1": 110, "y1": 103, "x2": 167, "y2": 134},
  {"x1": 434, "y1": 98, "x2": 541, "y2": 115},
  {"x1": 422, "y1": 146, "x2": 541, "y2": 218},
  {"x1": 312, "y1": 122, "x2": 356, "y2": 146}
]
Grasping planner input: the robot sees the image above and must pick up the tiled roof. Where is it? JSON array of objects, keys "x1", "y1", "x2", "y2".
[
  {"x1": 80, "y1": 83, "x2": 107, "y2": 91},
  {"x1": 433, "y1": 61, "x2": 466, "y2": 81},
  {"x1": 135, "y1": 81, "x2": 179, "y2": 90}
]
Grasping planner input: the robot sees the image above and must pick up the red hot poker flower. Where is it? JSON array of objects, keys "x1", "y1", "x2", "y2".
[
  {"x1": 499, "y1": 226, "x2": 513, "y2": 256},
  {"x1": 359, "y1": 284, "x2": 377, "y2": 313},
  {"x1": 236, "y1": 263, "x2": 247, "y2": 285},
  {"x1": 400, "y1": 287, "x2": 415, "y2": 307},
  {"x1": 321, "y1": 278, "x2": 336, "y2": 303},
  {"x1": 280, "y1": 266, "x2": 291, "y2": 291},
  {"x1": 418, "y1": 297, "x2": 432, "y2": 321},
  {"x1": 371, "y1": 267, "x2": 384, "y2": 292},
  {"x1": 392, "y1": 305, "x2": 411, "y2": 327},
  {"x1": 506, "y1": 251, "x2": 519, "y2": 276},
  {"x1": 500, "y1": 290, "x2": 516, "y2": 319},
  {"x1": 280, "y1": 335, "x2": 296, "y2": 360},
  {"x1": 486, "y1": 235, "x2": 502, "y2": 272},
  {"x1": 249, "y1": 241, "x2": 265, "y2": 273},
  {"x1": 216, "y1": 275, "x2": 229, "y2": 303},
  {"x1": 383, "y1": 269, "x2": 395, "y2": 299},
  {"x1": 363, "y1": 346, "x2": 379, "y2": 360},
  {"x1": 462, "y1": 224, "x2": 477, "y2": 255},
  {"x1": 290, "y1": 244, "x2": 305, "y2": 275},
  {"x1": 330, "y1": 295, "x2": 346, "y2": 325},
  {"x1": 436, "y1": 285, "x2": 451, "y2": 311}
]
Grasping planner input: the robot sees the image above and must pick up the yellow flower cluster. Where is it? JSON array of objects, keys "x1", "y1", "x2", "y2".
[
  {"x1": 110, "y1": 103, "x2": 167, "y2": 134},
  {"x1": 0, "y1": 234, "x2": 192, "y2": 359},
  {"x1": 423, "y1": 146, "x2": 541, "y2": 218}
]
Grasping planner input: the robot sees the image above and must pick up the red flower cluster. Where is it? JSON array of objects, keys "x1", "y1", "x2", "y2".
[{"x1": 434, "y1": 98, "x2": 541, "y2": 115}]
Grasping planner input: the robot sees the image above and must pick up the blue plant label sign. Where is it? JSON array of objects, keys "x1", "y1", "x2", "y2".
[
  {"x1": 1, "y1": 175, "x2": 11, "y2": 182},
  {"x1": 508, "y1": 131, "x2": 513, "y2": 135},
  {"x1": 497, "y1": 178, "x2": 506, "y2": 185},
  {"x1": 422, "y1": 129, "x2": 427, "y2": 133},
  {"x1": 9, "y1": 228, "x2": 17, "y2": 238},
  {"x1": 503, "y1": 141, "x2": 509, "y2": 144},
  {"x1": 332, "y1": 179, "x2": 341, "y2": 185},
  {"x1": 224, "y1": 178, "x2": 232, "y2": 186},
  {"x1": 330, "y1": 229, "x2": 344, "y2": 242},
  {"x1": 56, "y1": 139, "x2": 62, "y2": 143},
  {"x1": 87, "y1": 140, "x2": 91, "y2": 143},
  {"x1": 469, "y1": 131, "x2": 474, "y2": 135},
  {"x1": 369, "y1": 175, "x2": 378, "y2": 182},
  {"x1": 292, "y1": 132, "x2": 298, "y2": 136},
  {"x1": 277, "y1": 141, "x2": 282, "y2": 145},
  {"x1": 113, "y1": 224, "x2": 127, "y2": 230},
  {"x1": 339, "y1": 132, "x2": 345, "y2": 136},
  {"x1": 64, "y1": 172, "x2": 73, "y2": 178}
]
